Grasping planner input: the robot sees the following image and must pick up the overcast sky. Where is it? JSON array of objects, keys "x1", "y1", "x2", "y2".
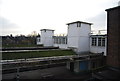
[{"x1": 0, "y1": 0, "x2": 119, "y2": 36}]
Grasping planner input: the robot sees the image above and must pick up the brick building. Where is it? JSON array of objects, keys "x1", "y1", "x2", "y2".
[
  {"x1": 106, "y1": 6, "x2": 120, "y2": 68},
  {"x1": 92, "y1": 5, "x2": 120, "y2": 81}
]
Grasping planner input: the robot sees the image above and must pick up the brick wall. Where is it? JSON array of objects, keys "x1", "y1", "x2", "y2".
[{"x1": 106, "y1": 6, "x2": 120, "y2": 68}]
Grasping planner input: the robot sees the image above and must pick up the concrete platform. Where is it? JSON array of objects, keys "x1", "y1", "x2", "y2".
[{"x1": 2, "y1": 66, "x2": 92, "y2": 80}]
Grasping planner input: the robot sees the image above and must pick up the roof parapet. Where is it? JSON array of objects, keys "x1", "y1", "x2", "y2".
[
  {"x1": 66, "y1": 21, "x2": 93, "y2": 25},
  {"x1": 40, "y1": 29, "x2": 54, "y2": 31}
]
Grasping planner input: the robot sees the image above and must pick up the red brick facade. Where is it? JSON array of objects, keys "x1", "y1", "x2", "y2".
[{"x1": 106, "y1": 6, "x2": 120, "y2": 68}]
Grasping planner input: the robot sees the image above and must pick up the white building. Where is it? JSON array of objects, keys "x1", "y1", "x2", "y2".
[
  {"x1": 37, "y1": 29, "x2": 54, "y2": 47},
  {"x1": 67, "y1": 21, "x2": 92, "y2": 54},
  {"x1": 90, "y1": 35, "x2": 107, "y2": 56},
  {"x1": 53, "y1": 36, "x2": 68, "y2": 49},
  {"x1": 37, "y1": 21, "x2": 107, "y2": 56}
]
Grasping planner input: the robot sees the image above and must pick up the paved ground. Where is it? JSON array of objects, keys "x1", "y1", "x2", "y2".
[{"x1": 2, "y1": 66, "x2": 92, "y2": 80}]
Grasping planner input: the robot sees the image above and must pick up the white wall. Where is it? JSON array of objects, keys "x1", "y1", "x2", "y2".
[
  {"x1": 90, "y1": 46, "x2": 106, "y2": 56},
  {"x1": 41, "y1": 30, "x2": 54, "y2": 46},
  {"x1": 67, "y1": 23, "x2": 79, "y2": 48},
  {"x1": 78, "y1": 23, "x2": 91, "y2": 36},
  {"x1": 67, "y1": 22, "x2": 91, "y2": 54},
  {"x1": 78, "y1": 23, "x2": 91, "y2": 53},
  {"x1": 78, "y1": 37, "x2": 90, "y2": 53}
]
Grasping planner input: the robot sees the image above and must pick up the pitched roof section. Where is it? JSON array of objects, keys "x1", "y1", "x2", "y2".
[
  {"x1": 40, "y1": 29, "x2": 54, "y2": 31},
  {"x1": 66, "y1": 21, "x2": 93, "y2": 25},
  {"x1": 105, "y1": 6, "x2": 120, "y2": 11}
]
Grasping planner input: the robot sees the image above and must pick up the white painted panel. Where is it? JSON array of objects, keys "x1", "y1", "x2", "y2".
[
  {"x1": 78, "y1": 37, "x2": 90, "y2": 53},
  {"x1": 90, "y1": 46, "x2": 106, "y2": 56}
]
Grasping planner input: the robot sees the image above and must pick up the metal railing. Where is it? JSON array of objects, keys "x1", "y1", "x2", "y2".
[{"x1": 1, "y1": 54, "x2": 100, "y2": 65}]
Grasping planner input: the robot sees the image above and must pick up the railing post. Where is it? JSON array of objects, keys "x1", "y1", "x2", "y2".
[{"x1": 16, "y1": 67, "x2": 20, "y2": 81}]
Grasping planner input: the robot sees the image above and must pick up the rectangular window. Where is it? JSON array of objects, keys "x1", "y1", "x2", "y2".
[
  {"x1": 60, "y1": 38, "x2": 62, "y2": 44},
  {"x1": 91, "y1": 37, "x2": 97, "y2": 46},
  {"x1": 77, "y1": 23, "x2": 81, "y2": 27},
  {"x1": 54, "y1": 38, "x2": 56, "y2": 44},
  {"x1": 39, "y1": 38, "x2": 41, "y2": 42},
  {"x1": 63, "y1": 38, "x2": 65, "y2": 44},
  {"x1": 98, "y1": 37, "x2": 105, "y2": 47},
  {"x1": 98, "y1": 38, "x2": 102, "y2": 46},
  {"x1": 55, "y1": 38, "x2": 58, "y2": 44},
  {"x1": 102, "y1": 38, "x2": 105, "y2": 46},
  {"x1": 56, "y1": 38, "x2": 59, "y2": 44},
  {"x1": 37, "y1": 38, "x2": 40, "y2": 42},
  {"x1": 65, "y1": 38, "x2": 67, "y2": 44},
  {"x1": 58, "y1": 38, "x2": 61, "y2": 44}
]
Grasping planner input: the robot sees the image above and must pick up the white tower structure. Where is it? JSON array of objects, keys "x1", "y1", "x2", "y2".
[
  {"x1": 67, "y1": 21, "x2": 92, "y2": 54},
  {"x1": 40, "y1": 29, "x2": 54, "y2": 47}
]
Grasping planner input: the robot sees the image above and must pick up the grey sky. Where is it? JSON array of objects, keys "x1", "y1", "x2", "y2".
[
  {"x1": 0, "y1": 0, "x2": 119, "y2": 36},
  {"x1": 0, "y1": 17, "x2": 20, "y2": 35},
  {"x1": 86, "y1": 12, "x2": 107, "y2": 30}
]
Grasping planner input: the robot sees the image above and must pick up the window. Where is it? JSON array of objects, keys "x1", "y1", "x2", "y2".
[
  {"x1": 54, "y1": 37, "x2": 59, "y2": 44},
  {"x1": 37, "y1": 38, "x2": 40, "y2": 42},
  {"x1": 65, "y1": 38, "x2": 67, "y2": 44},
  {"x1": 54, "y1": 37, "x2": 67, "y2": 44},
  {"x1": 91, "y1": 37, "x2": 97, "y2": 46},
  {"x1": 62, "y1": 38, "x2": 65, "y2": 44},
  {"x1": 58, "y1": 38, "x2": 61, "y2": 44},
  {"x1": 56, "y1": 38, "x2": 59, "y2": 44},
  {"x1": 102, "y1": 38, "x2": 105, "y2": 46},
  {"x1": 77, "y1": 23, "x2": 81, "y2": 27},
  {"x1": 98, "y1": 37, "x2": 102, "y2": 46},
  {"x1": 98, "y1": 37, "x2": 105, "y2": 46},
  {"x1": 39, "y1": 38, "x2": 41, "y2": 42},
  {"x1": 54, "y1": 38, "x2": 56, "y2": 44}
]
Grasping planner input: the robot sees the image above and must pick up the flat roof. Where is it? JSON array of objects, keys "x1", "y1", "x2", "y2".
[
  {"x1": 66, "y1": 21, "x2": 93, "y2": 25},
  {"x1": 93, "y1": 68, "x2": 120, "y2": 80},
  {"x1": 90, "y1": 34, "x2": 107, "y2": 37},
  {"x1": 40, "y1": 29, "x2": 54, "y2": 31},
  {"x1": 105, "y1": 6, "x2": 120, "y2": 11}
]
